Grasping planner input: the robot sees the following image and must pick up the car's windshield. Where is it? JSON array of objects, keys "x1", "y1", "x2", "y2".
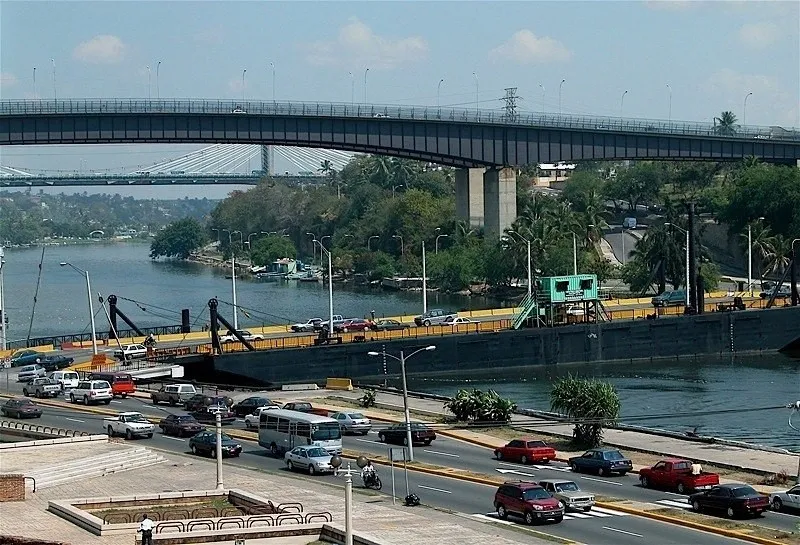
[
  {"x1": 94, "y1": 381, "x2": 111, "y2": 389},
  {"x1": 127, "y1": 414, "x2": 148, "y2": 423},
  {"x1": 732, "y1": 486, "x2": 758, "y2": 497},
  {"x1": 604, "y1": 451, "x2": 625, "y2": 460},
  {"x1": 523, "y1": 488, "x2": 551, "y2": 501},
  {"x1": 306, "y1": 447, "x2": 329, "y2": 457},
  {"x1": 555, "y1": 482, "x2": 579, "y2": 492},
  {"x1": 527, "y1": 441, "x2": 546, "y2": 448},
  {"x1": 312, "y1": 422, "x2": 341, "y2": 441}
]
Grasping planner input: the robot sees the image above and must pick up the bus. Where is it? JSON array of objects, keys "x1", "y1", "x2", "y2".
[{"x1": 258, "y1": 409, "x2": 342, "y2": 456}]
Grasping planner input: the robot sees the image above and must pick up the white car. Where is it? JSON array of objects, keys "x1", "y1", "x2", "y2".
[
  {"x1": 244, "y1": 406, "x2": 279, "y2": 428},
  {"x1": 331, "y1": 411, "x2": 372, "y2": 435},
  {"x1": 290, "y1": 318, "x2": 322, "y2": 333},
  {"x1": 103, "y1": 412, "x2": 155, "y2": 439},
  {"x1": 113, "y1": 344, "x2": 147, "y2": 360},
  {"x1": 219, "y1": 330, "x2": 265, "y2": 343},
  {"x1": 49, "y1": 370, "x2": 80, "y2": 390},
  {"x1": 69, "y1": 380, "x2": 113, "y2": 405},
  {"x1": 770, "y1": 485, "x2": 800, "y2": 512},
  {"x1": 17, "y1": 364, "x2": 46, "y2": 383},
  {"x1": 446, "y1": 316, "x2": 475, "y2": 325},
  {"x1": 284, "y1": 445, "x2": 334, "y2": 475},
  {"x1": 231, "y1": 107, "x2": 247, "y2": 114}
]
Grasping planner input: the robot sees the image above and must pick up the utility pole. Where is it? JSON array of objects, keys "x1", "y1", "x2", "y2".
[
  {"x1": 0, "y1": 246, "x2": 5, "y2": 351},
  {"x1": 502, "y1": 87, "x2": 520, "y2": 122}
]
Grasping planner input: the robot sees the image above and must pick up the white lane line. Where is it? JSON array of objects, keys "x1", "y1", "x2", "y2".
[
  {"x1": 566, "y1": 512, "x2": 592, "y2": 519},
  {"x1": 655, "y1": 499, "x2": 692, "y2": 509},
  {"x1": 662, "y1": 491, "x2": 686, "y2": 497},
  {"x1": 64, "y1": 417, "x2": 85, "y2": 423},
  {"x1": 422, "y1": 449, "x2": 459, "y2": 458},
  {"x1": 111, "y1": 400, "x2": 123, "y2": 404},
  {"x1": 497, "y1": 461, "x2": 526, "y2": 468},
  {"x1": 533, "y1": 464, "x2": 571, "y2": 472},
  {"x1": 162, "y1": 436, "x2": 186, "y2": 442},
  {"x1": 603, "y1": 526, "x2": 643, "y2": 538},
  {"x1": 582, "y1": 510, "x2": 612, "y2": 518},
  {"x1": 418, "y1": 484, "x2": 451, "y2": 494},
  {"x1": 579, "y1": 476, "x2": 624, "y2": 486},
  {"x1": 354, "y1": 438, "x2": 384, "y2": 446},
  {"x1": 472, "y1": 514, "x2": 514, "y2": 526},
  {"x1": 591, "y1": 506, "x2": 629, "y2": 516}
]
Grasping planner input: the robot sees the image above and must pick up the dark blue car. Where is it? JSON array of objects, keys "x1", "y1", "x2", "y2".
[{"x1": 568, "y1": 448, "x2": 633, "y2": 476}]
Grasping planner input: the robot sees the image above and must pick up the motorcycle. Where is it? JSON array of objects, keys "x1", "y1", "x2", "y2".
[{"x1": 362, "y1": 471, "x2": 383, "y2": 490}]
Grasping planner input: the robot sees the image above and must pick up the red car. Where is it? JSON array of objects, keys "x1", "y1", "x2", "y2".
[
  {"x1": 335, "y1": 319, "x2": 371, "y2": 333},
  {"x1": 494, "y1": 439, "x2": 556, "y2": 464},
  {"x1": 494, "y1": 481, "x2": 564, "y2": 525}
]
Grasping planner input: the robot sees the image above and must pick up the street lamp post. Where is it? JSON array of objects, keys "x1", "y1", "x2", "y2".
[
  {"x1": 435, "y1": 234, "x2": 449, "y2": 254},
  {"x1": 146, "y1": 65, "x2": 151, "y2": 99},
  {"x1": 247, "y1": 232, "x2": 259, "y2": 248},
  {"x1": 392, "y1": 184, "x2": 404, "y2": 198},
  {"x1": 51, "y1": 58, "x2": 56, "y2": 101},
  {"x1": 666, "y1": 83, "x2": 672, "y2": 124},
  {"x1": 472, "y1": 72, "x2": 479, "y2": 114},
  {"x1": 241, "y1": 69, "x2": 247, "y2": 102},
  {"x1": 437, "y1": 79, "x2": 444, "y2": 108},
  {"x1": 270, "y1": 62, "x2": 275, "y2": 102},
  {"x1": 215, "y1": 411, "x2": 224, "y2": 490},
  {"x1": 349, "y1": 71, "x2": 354, "y2": 105},
  {"x1": 60, "y1": 262, "x2": 98, "y2": 355},
  {"x1": 314, "y1": 239, "x2": 334, "y2": 335},
  {"x1": 156, "y1": 61, "x2": 161, "y2": 100},
  {"x1": 367, "y1": 346, "x2": 436, "y2": 462},
  {"x1": 364, "y1": 68, "x2": 370, "y2": 103},
  {"x1": 558, "y1": 79, "x2": 565, "y2": 115},
  {"x1": 744, "y1": 92, "x2": 753, "y2": 126},
  {"x1": 32, "y1": 67, "x2": 36, "y2": 99},
  {"x1": 306, "y1": 232, "x2": 317, "y2": 265},
  {"x1": 620, "y1": 90, "x2": 628, "y2": 117},
  {"x1": 368, "y1": 236, "x2": 379, "y2": 251},
  {"x1": 572, "y1": 232, "x2": 578, "y2": 275},
  {"x1": 422, "y1": 241, "x2": 427, "y2": 314},
  {"x1": 538, "y1": 83, "x2": 545, "y2": 112},
  {"x1": 0, "y1": 246, "x2": 5, "y2": 351},
  {"x1": 392, "y1": 234, "x2": 404, "y2": 256},
  {"x1": 665, "y1": 223, "x2": 691, "y2": 306}
]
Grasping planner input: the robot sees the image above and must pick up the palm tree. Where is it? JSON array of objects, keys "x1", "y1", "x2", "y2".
[
  {"x1": 550, "y1": 374, "x2": 620, "y2": 448},
  {"x1": 318, "y1": 159, "x2": 334, "y2": 177},
  {"x1": 738, "y1": 223, "x2": 774, "y2": 286},
  {"x1": 763, "y1": 234, "x2": 791, "y2": 277},
  {"x1": 714, "y1": 111, "x2": 738, "y2": 136}
]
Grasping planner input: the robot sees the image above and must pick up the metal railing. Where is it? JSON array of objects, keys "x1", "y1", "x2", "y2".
[{"x1": 2, "y1": 99, "x2": 797, "y2": 141}]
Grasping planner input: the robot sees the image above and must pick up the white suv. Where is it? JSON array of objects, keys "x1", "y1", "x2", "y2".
[
  {"x1": 49, "y1": 371, "x2": 80, "y2": 390},
  {"x1": 70, "y1": 380, "x2": 113, "y2": 405}
]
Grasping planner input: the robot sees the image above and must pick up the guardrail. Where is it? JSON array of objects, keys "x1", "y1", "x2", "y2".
[
  {"x1": 2, "y1": 99, "x2": 796, "y2": 141},
  {"x1": 0, "y1": 419, "x2": 91, "y2": 438},
  {"x1": 150, "y1": 511, "x2": 332, "y2": 534}
]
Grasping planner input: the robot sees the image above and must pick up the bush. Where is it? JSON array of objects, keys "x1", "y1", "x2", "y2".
[{"x1": 444, "y1": 389, "x2": 517, "y2": 423}]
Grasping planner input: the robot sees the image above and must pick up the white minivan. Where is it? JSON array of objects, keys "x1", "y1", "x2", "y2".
[{"x1": 49, "y1": 371, "x2": 80, "y2": 390}]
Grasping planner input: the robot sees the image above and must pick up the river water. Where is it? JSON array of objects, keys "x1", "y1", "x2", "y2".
[{"x1": 2, "y1": 242, "x2": 798, "y2": 451}]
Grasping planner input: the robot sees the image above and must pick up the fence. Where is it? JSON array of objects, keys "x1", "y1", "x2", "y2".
[
  {"x1": 150, "y1": 511, "x2": 332, "y2": 534},
  {"x1": 0, "y1": 420, "x2": 90, "y2": 438}
]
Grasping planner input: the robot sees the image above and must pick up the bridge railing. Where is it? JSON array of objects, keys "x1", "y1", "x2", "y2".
[{"x1": 2, "y1": 99, "x2": 797, "y2": 142}]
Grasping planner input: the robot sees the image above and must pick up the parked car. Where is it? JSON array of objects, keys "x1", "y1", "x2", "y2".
[
  {"x1": 378, "y1": 423, "x2": 436, "y2": 446},
  {"x1": 282, "y1": 401, "x2": 314, "y2": 413},
  {"x1": 689, "y1": 484, "x2": 769, "y2": 518},
  {"x1": 232, "y1": 396, "x2": 276, "y2": 417},
  {"x1": 103, "y1": 412, "x2": 155, "y2": 439},
  {"x1": 219, "y1": 330, "x2": 264, "y2": 343},
  {"x1": 651, "y1": 290, "x2": 686, "y2": 308},
  {"x1": 494, "y1": 439, "x2": 556, "y2": 464},
  {"x1": 49, "y1": 370, "x2": 79, "y2": 391},
  {"x1": 189, "y1": 431, "x2": 242, "y2": 458},
  {"x1": 9, "y1": 350, "x2": 45, "y2": 367},
  {"x1": 568, "y1": 448, "x2": 633, "y2": 476},
  {"x1": 319, "y1": 314, "x2": 345, "y2": 331},
  {"x1": 414, "y1": 309, "x2": 457, "y2": 327},
  {"x1": 69, "y1": 380, "x2": 113, "y2": 405},
  {"x1": 370, "y1": 319, "x2": 410, "y2": 331},
  {"x1": 331, "y1": 411, "x2": 372, "y2": 435},
  {"x1": 639, "y1": 459, "x2": 720, "y2": 494},
  {"x1": 769, "y1": 485, "x2": 800, "y2": 512},
  {"x1": 284, "y1": 445, "x2": 335, "y2": 475},
  {"x1": 244, "y1": 406, "x2": 279, "y2": 428},
  {"x1": 113, "y1": 344, "x2": 148, "y2": 360},
  {"x1": 538, "y1": 479, "x2": 595, "y2": 512},
  {"x1": 444, "y1": 316, "x2": 475, "y2": 325},
  {"x1": 184, "y1": 394, "x2": 232, "y2": 412},
  {"x1": 622, "y1": 217, "x2": 637, "y2": 229},
  {"x1": 1, "y1": 398, "x2": 42, "y2": 418},
  {"x1": 23, "y1": 377, "x2": 61, "y2": 398},
  {"x1": 158, "y1": 414, "x2": 205, "y2": 437},
  {"x1": 190, "y1": 406, "x2": 237, "y2": 425},
  {"x1": 290, "y1": 318, "x2": 322, "y2": 332},
  {"x1": 494, "y1": 481, "x2": 564, "y2": 525},
  {"x1": 17, "y1": 364, "x2": 46, "y2": 383},
  {"x1": 334, "y1": 318, "x2": 371, "y2": 333},
  {"x1": 151, "y1": 383, "x2": 198, "y2": 406},
  {"x1": 40, "y1": 355, "x2": 74, "y2": 372}
]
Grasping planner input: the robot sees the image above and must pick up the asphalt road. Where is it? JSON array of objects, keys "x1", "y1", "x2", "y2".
[
  {"x1": 1, "y1": 393, "x2": 783, "y2": 545},
  {"x1": 604, "y1": 228, "x2": 641, "y2": 265}
]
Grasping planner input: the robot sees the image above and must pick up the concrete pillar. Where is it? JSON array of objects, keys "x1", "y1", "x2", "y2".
[
  {"x1": 483, "y1": 167, "x2": 517, "y2": 239},
  {"x1": 455, "y1": 168, "x2": 485, "y2": 228}
]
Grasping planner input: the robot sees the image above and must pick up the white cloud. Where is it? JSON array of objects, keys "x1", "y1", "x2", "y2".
[
  {"x1": 304, "y1": 18, "x2": 427, "y2": 69},
  {"x1": 703, "y1": 68, "x2": 798, "y2": 126},
  {"x1": 0, "y1": 72, "x2": 18, "y2": 89},
  {"x1": 737, "y1": 22, "x2": 780, "y2": 49},
  {"x1": 488, "y1": 30, "x2": 571, "y2": 64},
  {"x1": 72, "y1": 35, "x2": 126, "y2": 64}
]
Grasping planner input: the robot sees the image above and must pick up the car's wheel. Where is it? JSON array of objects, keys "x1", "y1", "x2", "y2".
[
  {"x1": 121, "y1": 393, "x2": 127, "y2": 399},
  {"x1": 583, "y1": 506, "x2": 592, "y2": 512},
  {"x1": 308, "y1": 465, "x2": 316, "y2": 475},
  {"x1": 497, "y1": 504, "x2": 508, "y2": 520},
  {"x1": 70, "y1": 393, "x2": 76, "y2": 403},
  {"x1": 287, "y1": 460, "x2": 294, "y2": 471},
  {"x1": 524, "y1": 511, "x2": 535, "y2": 525},
  {"x1": 676, "y1": 482, "x2": 686, "y2": 494},
  {"x1": 597, "y1": 467, "x2": 607, "y2": 477},
  {"x1": 640, "y1": 476, "x2": 649, "y2": 488},
  {"x1": 22, "y1": 389, "x2": 28, "y2": 397},
  {"x1": 495, "y1": 450, "x2": 503, "y2": 460},
  {"x1": 107, "y1": 426, "x2": 115, "y2": 437},
  {"x1": 553, "y1": 516, "x2": 563, "y2": 523},
  {"x1": 570, "y1": 462, "x2": 578, "y2": 472},
  {"x1": 618, "y1": 471, "x2": 628, "y2": 476},
  {"x1": 692, "y1": 500, "x2": 702, "y2": 512},
  {"x1": 521, "y1": 455, "x2": 529, "y2": 465},
  {"x1": 83, "y1": 395, "x2": 90, "y2": 405},
  {"x1": 378, "y1": 433, "x2": 385, "y2": 443},
  {"x1": 125, "y1": 429, "x2": 133, "y2": 440},
  {"x1": 211, "y1": 448, "x2": 217, "y2": 459},
  {"x1": 424, "y1": 439, "x2": 432, "y2": 446},
  {"x1": 360, "y1": 430, "x2": 369, "y2": 436},
  {"x1": 169, "y1": 399, "x2": 176, "y2": 407},
  {"x1": 423, "y1": 320, "x2": 431, "y2": 327},
  {"x1": 726, "y1": 507, "x2": 735, "y2": 519},
  {"x1": 772, "y1": 498, "x2": 783, "y2": 511},
  {"x1": 103, "y1": 400, "x2": 111, "y2": 405},
  {"x1": 146, "y1": 433, "x2": 153, "y2": 439},
  {"x1": 403, "y1": 436, "x2": 409, "y2": 446},
  {"x1": 270, "y1": 443, "x2": 279, "y2": 456},
  {"x1": 190, "y1": 445, "x2": 198, "y2": 455}
]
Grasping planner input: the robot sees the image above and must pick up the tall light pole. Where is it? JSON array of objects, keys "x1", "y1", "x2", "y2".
[
  {"x1": 621, "y1": 227, "x2": 627, "y2": 265},
  {"x1": 666, "y1": 83, "x2": 672, "y2": 124},
  {"x1": 363, "y1": 68, "x2": 370, "y2": 103},
  {"x1": 620, "y1": 90, "x2": 628, "y2": 117},
  {"x1": 472, "y1": 72, "x2": 479, "y2": 114},
  {"x1": 558, "y1": 79, "x2": 565, "y2": 115},
  {"x1": 247, "y1": 232, "x2": 259, "y2": 248},
  {"x1": 421, "y1": 241, "x2": 428, "y2": 314},
  {"x1": 232, "y1": 231, "x2": 243, "y2": 330},
  {"x1": 746, "y1": 217, "x2": 765, "y2": 296},
  {"x1": 212, "y1": 228, "x2": 220, "y2": 244},
  {"x1": 314, "y1": 239, "x2": 334, "y2": 335},
  {"x1": 743, "y1": 92, "x2": 753, "y2": 126},
  {"x1": 32, "y1": 67, "x2": 36, "y2": 99},
  {"x1": 367, "y1": 345, "x2": 436, "y2": 462},
  {"x1": 156, "y1": 61, "x2": 161, "y2": 100},
  {"x1": 572, "y1": 232, "x2": 578, "y2": 275},
  {"x1": 215, "y1": 411, "x2": 224, "y2": 490},
  {"x1": 392, "y1": 234, "x2": 404, "y2": 256},
  {"x1": 146, "y1": 65, "x2": 151, "y2": 99},
  {"x1": 392, "y1": 183, "x2": 404, "y2": 199},
  {"x1": 270, "y1": 62, "x2": 275, "y2": 102},
  {"x1": 0, "y1": 246, "x2": 6, "y2": 351},
  {"x1": 538, "y1": 83, "x2": 545, "y2": 112},
  {"x1": 306, "y1": 232, "x2": 317, "y2": 266},
  {"x1": 665, "y1": 223, "x2": 691, "y2": 306},
  {"x1": 437, "y1": 78, "x2": 444, "y2": 108},
  {"x1": 241, "y1": 69, "x2": 247, "y2": 102},
  {"x1": 368, "y1": 235, "x2": 379, "y2": 251},
  {"x1": 435, "y1": 233, "x2": 449, "y2": 254},
  {"x1": 60, "y1": 262, "x2": 98, "y2": 355},
  {"x1": 349, "y1": 71, "x2": 354, "y2": 105},
  {"x1": 50, "y1": 58, "x2": 56, "y2": 100}
]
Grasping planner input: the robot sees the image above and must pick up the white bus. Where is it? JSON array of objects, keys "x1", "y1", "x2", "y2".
[{"x1": 258, "y1": 409, "x2": 342, "y2": 456}]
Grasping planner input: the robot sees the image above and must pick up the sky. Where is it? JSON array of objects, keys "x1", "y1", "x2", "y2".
[{"x1": 1, "y1": 0, "x2": 798, "y2": 199}]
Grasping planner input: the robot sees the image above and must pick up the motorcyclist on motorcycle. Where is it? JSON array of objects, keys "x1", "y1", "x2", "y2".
[{"x1": 361, "y1": 460, "x2": 377, "y2": 486}]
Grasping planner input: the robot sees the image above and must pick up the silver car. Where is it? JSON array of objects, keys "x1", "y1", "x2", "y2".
[
  {"x1": 331, "y1": 411, "x2": 372, "y2": 435},
  {"x1": 17, "y1": 364, "x2": 46, "y2": 383},
  {"x1": 538, "y1": 479, "x2": 595, "y2": 512},
  {"x1": 770, "y1": 484, "x2": 800, "y2": 512},
  {"x1": 284, "y1": 445, "x2": 334, "y2": 475}
]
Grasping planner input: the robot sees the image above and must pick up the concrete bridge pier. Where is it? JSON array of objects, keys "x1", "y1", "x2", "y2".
[
  {"x1": 483, "y1": 167, "x2": 517, "y2": 239},
  {"x1": 455, "y1": 168, "x2": 486, "y2": 228}
]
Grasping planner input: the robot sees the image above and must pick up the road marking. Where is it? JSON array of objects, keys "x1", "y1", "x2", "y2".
[
  {"x1": 418, "y1": 485, "x2": 451, "y2": 494},
  {"x1": 655, "y1": 499, "x2": 691, "y2": 510},
  {"x1": 162, "y1": 436, "x2": 186, "y2": 442},
  {"x1": 64, "y1": 417, "x2": 85, "y2": 423},
  {"x1": 533, "y1": 464, "x2": 570, "y2": 472},
  {"x1": 354, "y1": 438, "x2": 384, "y2": 446},
  {"x1": 497, "y1": 461, "x2": 529, "y2": 469},
  {"x1": 111, "y1": 400, "x2": 122, "y2": 404},
  {"x1": 602, "y1": 526, "x2": 643, "y2": 538},
  {"x1": 662, "y1": 491, "x2": 686, "y2": 497},
  {"x1": 423, "y1": 449, "x2": 459, "y2": 458},
  {"x1": 579, "y1": 476, "x2": 624, "y2": 486},
  {"x1": 496, "y1": 468, "x2": 536, "y2": 477},
  {"x1": 566, "y1": 512, "x2": 592, "y2": 519},
  {"x1": 591, "y1": 506, "x2": 629, "y2": 516},
  {"x1": 472, "y1": 514, "x2": 514, "y2": 526}
]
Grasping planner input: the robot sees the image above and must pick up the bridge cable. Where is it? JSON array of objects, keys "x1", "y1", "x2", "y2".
[{"x1": 214, "y1": 298, "x2": 294, "y2": 325}]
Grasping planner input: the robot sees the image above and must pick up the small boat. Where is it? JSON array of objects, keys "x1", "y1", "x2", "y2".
[{"x1": 297, "y1": 271, "x2": 322, "y2": 283}]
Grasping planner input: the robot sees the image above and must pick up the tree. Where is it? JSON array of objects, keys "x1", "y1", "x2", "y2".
[
  {"x1": 149, "y1": 218, "x2": 207, "y2": 259},
  {"x1": 550, "y1": 375, "x2": 620, "y2": 448},
  {"x1": 605, "y1": 162, "x2": 667, "y2": 211},
  {"x1": 250, "y1": 235, "x2": 297, "y2": 266},
  {"x1": 444, "y1": 389, "x2": 517, "y2": 423},
  {"x1": 714, "y1": 111, "x2": 738, "y2": 135}
]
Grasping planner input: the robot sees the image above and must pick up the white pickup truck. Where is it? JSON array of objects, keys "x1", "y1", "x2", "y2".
[
  {"x1": 23, "y1": 377, "x2": 61, "y2": 398},
  {"x1": 103, "y1": 412, "x2": 155, "y2": 439},
  {"x1": 113, "y1": 344, "x2": 148, "y2": 360}
]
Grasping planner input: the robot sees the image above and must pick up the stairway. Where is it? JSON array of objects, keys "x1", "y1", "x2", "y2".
[
  {"x1": 512, "y1": 294, "x2": 538, "y2": 329},
  {"x1": 26, "y1": 446, "x2": 166, "y2": 490}
]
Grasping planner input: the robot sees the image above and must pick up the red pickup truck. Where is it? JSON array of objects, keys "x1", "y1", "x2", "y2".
[{"x1": 639, "y1": 459, "x2": 720, "y2": 494}]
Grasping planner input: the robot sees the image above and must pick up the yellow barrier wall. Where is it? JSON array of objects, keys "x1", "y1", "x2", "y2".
[{"x1": 326, "y1": 378, "x2": 354, "y2": 391}]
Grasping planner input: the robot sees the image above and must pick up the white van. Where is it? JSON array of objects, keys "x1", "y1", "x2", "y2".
[{"x1": 49, "y1": 371, "x2": 80, "y2": 390}]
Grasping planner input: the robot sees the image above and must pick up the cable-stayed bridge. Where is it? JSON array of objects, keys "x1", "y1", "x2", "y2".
[{"x1": 0, "y1": 144, "x2": 356, "y2": 188}]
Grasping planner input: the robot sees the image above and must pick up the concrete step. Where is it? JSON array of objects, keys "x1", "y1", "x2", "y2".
[
  {"x1": 27, "y1": 447, "x2": 150, "y2": 479},
  {"x1": 26, "y1": 447, "x2": 165, "y2": 489},
  {"x1": 34, "y1": 454, "x2": 166, "y2": 489}
]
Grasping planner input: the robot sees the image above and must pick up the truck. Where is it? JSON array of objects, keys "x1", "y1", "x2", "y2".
[
  {"x1": 414, "y1": 308, "x2": 457, "y2": 327},
  {"x1": 23, "y1": 377, "x2": 61, "y2": 398},
  {"x1": 639, "y1": 458, "x2": 720, "y2": 494},
  {"x1": 103, "y1": 412, "x2": 155, "y2": 439}
]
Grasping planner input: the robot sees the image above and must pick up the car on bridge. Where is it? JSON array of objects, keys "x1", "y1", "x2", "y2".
[
  {"x1": 334, "y1": 319, "x2": 370, "y2": 333},
  {"x1": 651, "y1": 290, "x2": 686, "y2": 308},
  {"x1": 291, "y1": 318, "x2": 322, "y2": 332},
  {"x1": 219, "y1": 330, "x2": 264, "y2": 343},
  {"x1": 370, "y1": 319, "x2": 410, "y2": 332},
  {"x1": 568, "y1": 448, "x2": 632, "y2": 476},
  {"x1": 414, "y1": 308, "x2": 457, "y2": 327},
  {"x1": 444, "y1": 316, "x2": 475, "y2": 326},
  {"x1": 231, "y1": 106, "x2": 247, "y2": 114},
  {"x1": 1, "y1": 398, "x2": 42, "y2": 419}
]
